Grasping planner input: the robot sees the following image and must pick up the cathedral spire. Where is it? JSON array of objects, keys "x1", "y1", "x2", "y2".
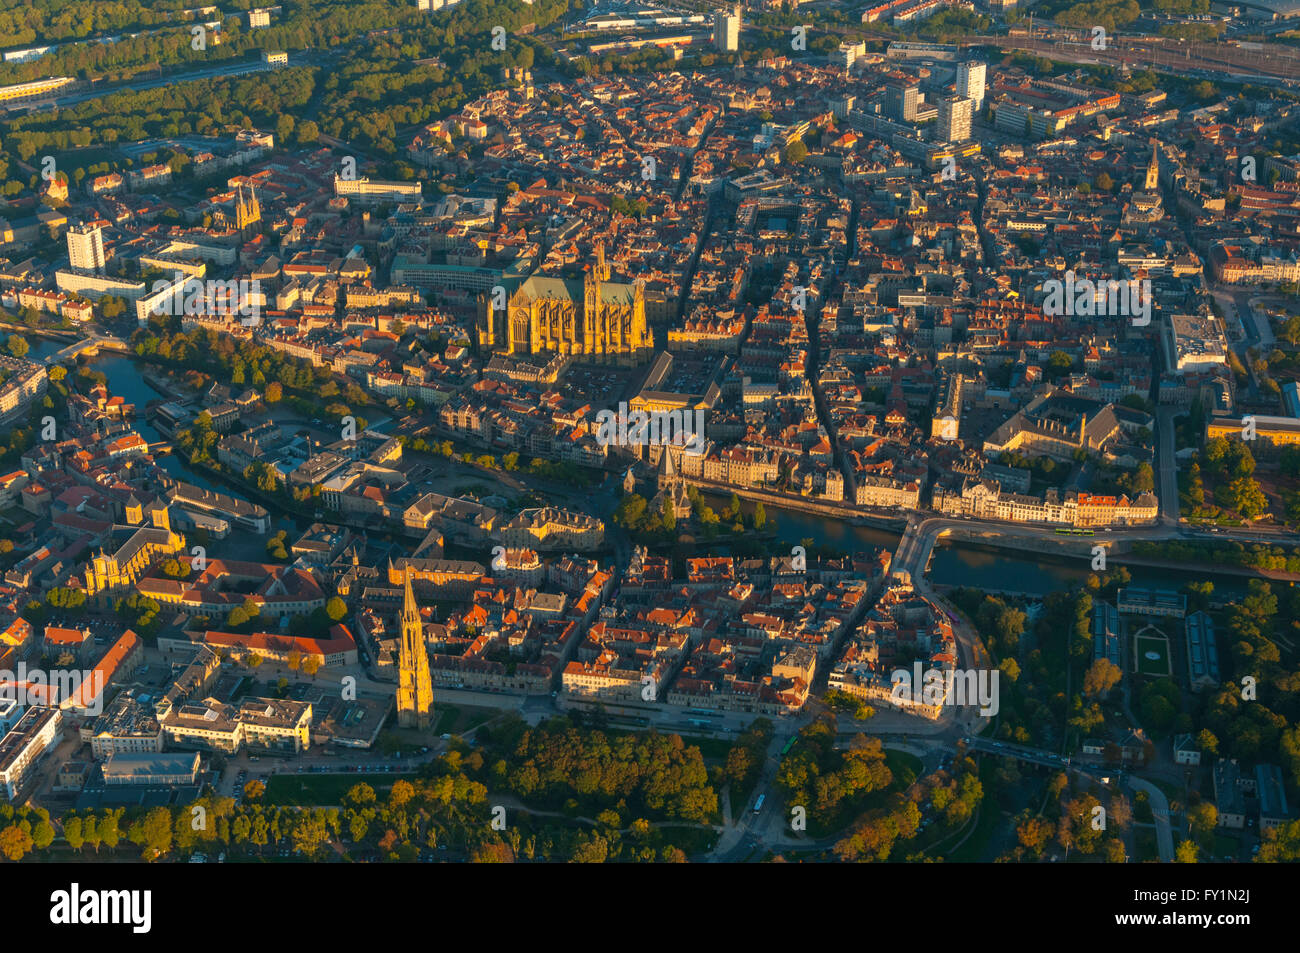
[
  {"x1": 396, "y1": 573, "x2": 433, "y2": 729},
  {"x1": 401, "y1": 573, "x2": 418, "y2": 625}
]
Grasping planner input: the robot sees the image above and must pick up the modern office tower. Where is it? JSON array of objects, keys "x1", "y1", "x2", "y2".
[
  {"x1": 886, "y1": 82, "x2": 920, "y2": 122},
  {"x1": 714, "y1": 6, "x2": 740, "y2": 52},
  {"x1": 938, "y1": 96, "x2": 973, "y2": 143},
  {"x1": 957, "y1": 61, "x2": 986, "y2": 109},
  {"x1": 67, "y1": 223, "x2": 105, "y2": 273}
]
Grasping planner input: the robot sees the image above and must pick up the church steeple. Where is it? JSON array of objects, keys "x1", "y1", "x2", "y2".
[
  {"x1": 401, "y1": 574, "x2": 419, "y2": 628},
  {"x1": 396, "y1": 574, "x2": 433, "y2": 729},
  {"x1": 1144, "y1": 141, "x2": 1159, "y2": 193}
]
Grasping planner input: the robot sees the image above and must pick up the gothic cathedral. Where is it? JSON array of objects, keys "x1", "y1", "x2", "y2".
[{"x1": 478, "y1": 244, "x2": 654, "y2": 366}]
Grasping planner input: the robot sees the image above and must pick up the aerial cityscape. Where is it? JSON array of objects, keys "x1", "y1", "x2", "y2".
[{"x1": 0, "y1": 0, "x2": 1297, "y2": 880}]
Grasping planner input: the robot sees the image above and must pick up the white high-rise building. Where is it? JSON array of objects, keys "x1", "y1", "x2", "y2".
[
  {"x1": 714, "y1": 6, "x2": 740, "y2": 52},
  {"x1": 938, "y1": 96, "x2": 973, "y2": 144},
  {"x1": 956, "y1": 61, "x2": 986, "y2": 109},
  {"x1": 67, "y1": 223, "x2": 105, "y2": 273}
]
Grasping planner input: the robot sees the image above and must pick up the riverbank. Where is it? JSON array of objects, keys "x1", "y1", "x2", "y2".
[
  {"x1": 27, "y1": 335, "x2": 1279, "y2": 606},
  {"x1": 682, "y1": 475, "x2": 908, "y2": 533},
  {"x1": 1110, "y1": 553, "x2": 1300, "y2": 584},
  {"x1": 0, "y1": 321, "x2": 79, "y2": 344}
]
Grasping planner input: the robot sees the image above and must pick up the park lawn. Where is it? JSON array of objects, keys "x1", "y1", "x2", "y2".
[
  {"x1": 676, "y1": 732, "x2": 737, "y2": 761},
  {"x1": 1134, "y1": 635, "x2": 1171, "y2": 677},
  {"x1": 264, "y1": 772, "x2": 419, "y2": 806},
  {"x1": 432, "y1": 705, "x2": 459, "y2": 734},
  {"x1": 458, "y1": 706, "x2": 500, "y2": 733},
  {"x1": 884, "y1": 749, "x2": 923, "y2": 789},
  {"x1": 432, "y1": 704, "x2": 499, "y2": 736},
  {"x1": 1134, "y1": 827, "x2": 1159, "y2": 862}
]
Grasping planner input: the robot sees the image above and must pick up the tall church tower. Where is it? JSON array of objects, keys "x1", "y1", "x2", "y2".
[
  {"x1": 396, "y1": 575, "x2": 433, "y2": 729},
  {"x1": 236, "y1": 183, "x2": 261, "y2": 232},
  {"x1": 1144, "y1": 142, "x2": 1159, "y2": 193}
]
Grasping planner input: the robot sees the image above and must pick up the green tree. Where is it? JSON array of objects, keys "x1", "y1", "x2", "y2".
[
  {"x1": 63, "y1": 815, "x2": 84, "y2": 851},
  {"x1": 129, "y1": 807, "x2": 173, "y2": 861},
  {"x1": 31, "y1": 818, "x2": 54, "y2": 850},
  {"x1": 290, "y1": 811, "x2": 332, "y2": 858},
  {"x1": 0, "y1": 825, "x2": 33, "y2": 861}
]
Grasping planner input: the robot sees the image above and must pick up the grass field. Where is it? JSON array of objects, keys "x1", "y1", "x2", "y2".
[
  {"x1": 264, "y1": 772, "x2": 419, "y2": 806},
  {"x1": 884, "y1": 749, "x2": 923, "y2": 789},
  {"x1": 1134, "y1": 634, "x2": 1172, "y2": 677},
  {"x1": 426, "y1": 704, "x2": 501, "y2": 736}
]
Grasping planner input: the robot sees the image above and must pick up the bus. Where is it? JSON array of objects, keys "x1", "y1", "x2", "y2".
[
  {"x1": 780, "y1": 737, "x2": 796, "y2": 756},
  {"x1": 753, "y1": 794, "x2": 765, "y2": 814}
]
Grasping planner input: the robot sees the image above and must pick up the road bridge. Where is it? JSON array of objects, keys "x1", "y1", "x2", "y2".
[{"x1": 46, "y1": 333, "x2": 130, "y2": 364}]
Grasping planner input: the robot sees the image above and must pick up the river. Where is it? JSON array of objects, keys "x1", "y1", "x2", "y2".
[
  {"x1": 32, "y1": 334, "x2": 225, "y2": 492},
  {"x1": 26, "y1": 335, "x2": 392, "y2": 496},
  {"x1": 704, "y1": 491, "x2": 1255, "y2": 602},
  {"x1": 19, "y1": 334, "x2": 1260, "y2": 601}
]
